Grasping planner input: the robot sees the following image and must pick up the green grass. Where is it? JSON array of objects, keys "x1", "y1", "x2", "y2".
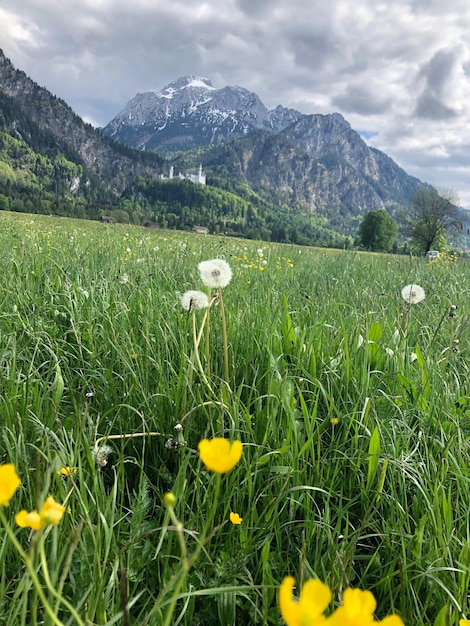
[{"x1": 0, "y1": 212, "x2": 469, "y2": 625}]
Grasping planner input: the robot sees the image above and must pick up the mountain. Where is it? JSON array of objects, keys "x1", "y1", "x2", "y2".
[
  {"x1": 0, "y1": 52, "x2": 428, "y2": 244},
  {"x1": 0, "y1": 48, "x2": 165, "y2": 199},
  {"x1": 103, "y1": 76, "x2": 424, "y2": 226},
  {"x1": 0, "y1": 51, "x2": 345, "y2": 243},
  {"x1": 103, "y1": 75, "x2": 303, "y2": 153}
]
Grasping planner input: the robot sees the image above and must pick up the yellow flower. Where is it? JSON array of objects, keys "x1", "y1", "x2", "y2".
[
  {"x1": 279, "y1": 576, "x2": 331, "y2": 626},
  {"x1": 460, "y1": 621, "x2": 470, "y2": 625},
  {"x1": 327, "y1": 588, "x2": 376, "y2": 625},
  {"x1": 58, "y1": 466, "x2": 77, "y2": 477},
  {"x1": 230, "y1": 511, "x2": 243, "y2": 525},
  {"x1": 279, "y1": 579, "x2": 405, "y2": 626},
  {"x1": 198, "y1": 438, "x2": 243, "y2": 474},
  {"x1": 15, "y1": 509, "x2": 42, "y2": 530},
  {"x1": 41, "y1": 496, "x2": 66, "y2": 525},
  {"x1": 326, "y1": 588, "x2": 404, "y2": 626},
  {"x1": 15, "y1": 496, "x2": 65, "y2": 530},
  {"x1": 0, "y1": 464, "x2": 21, "y2": 506}
]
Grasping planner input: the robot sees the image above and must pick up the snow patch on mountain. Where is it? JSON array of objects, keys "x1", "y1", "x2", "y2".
[{"x1": 103, "y1": 76, "x2": 305, "y2": 152}]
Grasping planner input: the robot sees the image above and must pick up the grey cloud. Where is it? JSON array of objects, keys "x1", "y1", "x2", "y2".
[
  {"x1": 413, "y1": 47, "x2": 462, "y2": 119},
  {"x1": 414, "y1": 95, "x2": 457, "y2": 120},
  {"x1": 2, "y1": 0, "x2": 470, "y2": 207},
  {"x1": 332, "y1": 83, "x2": 391, "y2": 115},
  {"x1": 235, "y1": 0, "x2": 282, "y2": 18}
]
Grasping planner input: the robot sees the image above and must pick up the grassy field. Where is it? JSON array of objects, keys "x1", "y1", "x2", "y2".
[{"x1": 0, "y1": 211, "x2": 469, "y2": 625}]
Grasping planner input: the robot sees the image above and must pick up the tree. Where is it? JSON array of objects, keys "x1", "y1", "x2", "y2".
[
  {"x1": 401, "y1": 188, "x2": 462, "y2": 254},
  {"x1": 0, "y1": 194, "x2": 10, "y2": 211},
  {"x1": 359, "y1": 210, "x2": 398, "y2": 252}
]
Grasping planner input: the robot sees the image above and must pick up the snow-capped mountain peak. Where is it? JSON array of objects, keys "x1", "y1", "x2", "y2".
[
  {"x1": 159, "y1": 75, "x2": 215, "y2": 99},
  {"x1": 103, "y1": 76, "x2": 303, "y2": 152}
]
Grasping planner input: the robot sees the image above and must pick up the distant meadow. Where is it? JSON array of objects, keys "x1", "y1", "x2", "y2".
[{"x1": 0, "y1": 212, "x2": 469, "y2": 625}]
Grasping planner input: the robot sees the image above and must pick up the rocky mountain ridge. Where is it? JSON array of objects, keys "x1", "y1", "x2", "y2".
[{"x1": 103, "y1": 75, "x2": 303, "y2": 153}]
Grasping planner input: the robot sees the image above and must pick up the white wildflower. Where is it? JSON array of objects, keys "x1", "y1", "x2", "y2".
[
  {"x1": 401, "y1": 284, "x2": 425, "y2": 305},
  {"x1": 198, "y1": 259, "x2": 232, "y2": 289},
  {"x1": 181, "y1": 290, "x2": 209, "y2": 311}
]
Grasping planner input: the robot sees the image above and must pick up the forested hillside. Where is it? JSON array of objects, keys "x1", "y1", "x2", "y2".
[{"x1": 0, "y1": 48, "x2": 422, "y2": 248}]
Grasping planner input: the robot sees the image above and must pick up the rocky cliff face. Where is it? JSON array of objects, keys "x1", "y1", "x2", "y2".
[{"x1": 282, "y1": 113, "x2": 420, "y2": 207}]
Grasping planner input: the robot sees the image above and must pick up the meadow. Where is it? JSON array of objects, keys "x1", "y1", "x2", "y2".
[{"x1": 0, "y1": 211, "x2": 468, "y2": 626}]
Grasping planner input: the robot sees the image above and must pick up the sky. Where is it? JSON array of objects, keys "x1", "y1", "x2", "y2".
[{"x1": 1, "y1": 0, "x2": 470, "y2": 209}]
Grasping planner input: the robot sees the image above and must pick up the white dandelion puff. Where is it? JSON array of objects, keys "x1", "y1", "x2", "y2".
[
  {"x1": 181, "y1": 290, "x2": 209, "y2": 311},
  {"x1": 92, "y1": 444, "x2": 113, "y2": 468},
  {"x1": 401, "y1": 284, "x2": 425, "y2": 305},
  {"x1": 198, "y1": 259, "x2": 232, "y2": 289}
]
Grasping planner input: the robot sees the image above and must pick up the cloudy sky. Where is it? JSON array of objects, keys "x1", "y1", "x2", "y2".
[{"x1": 2, "y1": 0, "x2": 470, "y2": 208}]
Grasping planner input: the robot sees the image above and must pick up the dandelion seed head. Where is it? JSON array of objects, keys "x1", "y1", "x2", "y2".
[
  {"x1": 92, "y1": 445, "x2": 113, "y2": 468},
  {"x1": 181, "y1": 290, "x2": 209, "y2": 311},
  {"x1": 198, "y1": 259, "x2": 232, "y2": 289},
  {"x1": 401, "y1": 284, "x2": 425, "y2": 304}
]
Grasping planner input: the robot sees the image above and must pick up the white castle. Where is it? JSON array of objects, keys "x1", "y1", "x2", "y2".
[{"x1": 161, "y1": 164, "x2": 206, "y2": 185}]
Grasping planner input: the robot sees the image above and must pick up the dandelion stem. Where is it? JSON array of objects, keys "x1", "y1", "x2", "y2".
[
  {"x1": 205, "y1": 300, "x2": 211, "y2": 378},
  {"x1": 192, "y1": 311, "x2": 213, "y2": 393},
  {"x1": 218, "y1": 287, "x2": 230, "y2": 387},
  {"x1": 94, "y1": 431, "x2": 162, "y2": 449}
]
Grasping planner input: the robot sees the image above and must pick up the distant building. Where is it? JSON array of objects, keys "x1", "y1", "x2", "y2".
[
  {"x1": 426, "y1": 250, "x2": 440, "y2": 260},
  {"x1": 100, "y1": 215, "x2": 115, "y2": 224},
  {"x1": 186, "y1": 164, "x2": 206, "y2": 185},
  {"x1": 161, "y1": 164, "x2": 206, "y2": 185},
  {"x1": 144, "y1": 221, "x2": 160, "y2": 229},
  {"x1": 192, "y1": 225, "x2": 209, "y2": 235}
]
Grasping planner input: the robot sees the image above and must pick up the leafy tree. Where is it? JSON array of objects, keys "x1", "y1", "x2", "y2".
[
  {"x1": 359, "y1": 210, "x2": 398, "y2": 252},
  {"x1": 401, "y1": 188, "x2": 462, "y2": 254},
  {"x1": 0, "y1": 194, "x2": 9, "y2": 211}
]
